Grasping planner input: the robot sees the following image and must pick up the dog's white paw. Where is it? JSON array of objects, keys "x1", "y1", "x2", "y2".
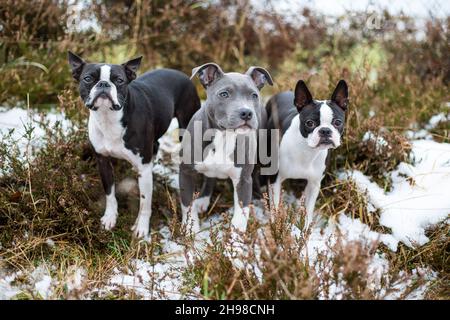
[
  {"x1": 101, "y1": 211, "x2": 117, "y2": 230},
  {"x1": 194, "y1": 196, "x2": 210, "y2": 213},
  {"x1": 231, "y1": 216, "x2": 247, "y2": 233},
  {"x1": 131, "y1": 214, "x2": 150, "y2": 241},
  {"x1": 231, "y1": 206, "x2": 250, "y2": 233}
]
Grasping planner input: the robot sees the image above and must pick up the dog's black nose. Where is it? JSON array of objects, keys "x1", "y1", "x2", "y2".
[
  {"x1": 319, "y1": 127, "x2": 332, "y2": 137},
  {"x1": 97, "y1": 81, "x2": 111, "y2": 88},
  {"x1": 239, "y1": 109, "x2": 253, "y2": 121}
]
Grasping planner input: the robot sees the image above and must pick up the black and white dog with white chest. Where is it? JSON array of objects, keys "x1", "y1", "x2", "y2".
[
  {"x1": 68, "y1": 51, "x2": 200, "y2": 240},
  {"x1": 265, "y1": 79, "x2": 348, "y2": 228}
]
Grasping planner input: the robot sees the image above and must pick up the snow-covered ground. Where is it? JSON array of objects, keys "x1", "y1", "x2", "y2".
[
  {"x1": 0, "y1": 107, "x2": 73, "y2": 177},
  {"x1": 344, "y1": 140, "x2": 450, "y2": 248},
  {"x1": 0, "y1": 106, "x2": 448, "y2": 300},
  {"x1": 0, "y1": 106, "x2": 72, "y2": 154}
]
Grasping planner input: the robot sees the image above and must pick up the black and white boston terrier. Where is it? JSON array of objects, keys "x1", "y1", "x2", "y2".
[
  {"x1": 68, "y1": 51, "x2": 200, "y2": 240},
  {"x1": 265, "y1": 79, "x2": 348, "y2": 228},
  {"x1": 179, "y1": 63, "x2": 273, "y2": 233}
]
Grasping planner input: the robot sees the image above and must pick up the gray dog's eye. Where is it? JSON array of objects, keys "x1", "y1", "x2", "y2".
[
  {"x1": 218, "y1": 91, "x2": 229, "y2": 98},
  {"x1": 83, "y1": 76, "x2": 93, "y2": 83},
  {"x1": 219, "y1": 91, "x2": 229, "y2": 98},
  {"x1": 251, "y1": 92, "x2": 258, "y2": 99},
  {"x1": 333, "y1": 119, "x2": 343, "y2": 127},
  {"x1": 305, "y1": 120, "x2": 316, "y2": 128},
  {"x1": 116, "y1": 78, "x2": 124, "y2": 85}
]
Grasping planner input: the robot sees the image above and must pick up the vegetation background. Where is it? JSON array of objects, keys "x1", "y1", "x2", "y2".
[{"x1": 0, "y1": 0, "x2": 448, "y2": 299}]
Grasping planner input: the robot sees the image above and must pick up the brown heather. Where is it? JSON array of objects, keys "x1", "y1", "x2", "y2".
[{"x1": 0, "y1": 0, "x2": 448, "y2": 299}]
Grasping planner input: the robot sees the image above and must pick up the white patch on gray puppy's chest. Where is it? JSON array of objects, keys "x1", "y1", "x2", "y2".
[{"x1": 194, "y1": 130, "x2": 241, "y2": 180}]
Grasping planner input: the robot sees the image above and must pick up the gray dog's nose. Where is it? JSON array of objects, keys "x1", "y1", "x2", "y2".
[
  {"x1": 319, "y1": 127, "x2": 332, "y2": 136},
  {"x1": 97, "y1": 81, "x2": 111, "y2": 88},
  {"x1": 239, "y1": 108, "x2": 253, "y2": 121}
]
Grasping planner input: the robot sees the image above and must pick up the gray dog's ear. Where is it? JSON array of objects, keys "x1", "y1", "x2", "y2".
[
  {"x1": 246, "y1": 66, "x2": 273, "y2": 90},
  {"x1": 331, "y1": 80, "x2": 349, "y2": 111},
  {"x1": 191, "y1": 62, "x2": 224, "y2": 88},
  {"x1": 122, "y1": 56, "x2": 142, "y2": 81},
  {"x1": 68, "y1": 51, "x2": 85, "y2": 81}
]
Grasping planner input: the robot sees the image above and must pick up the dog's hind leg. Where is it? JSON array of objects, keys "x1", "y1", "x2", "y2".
[
  {"x1": 196, "y1": 177, "x2": 215, "y2": 214},
  {"x1": 153, "y1": 140, "x2": 160, "y2": 154},
  {"x1": 175, "y1": 86, "x2": 201, "y2": 130},
  {"x1": 96, "y1": 153, "x2": 118, "y2": 230}
]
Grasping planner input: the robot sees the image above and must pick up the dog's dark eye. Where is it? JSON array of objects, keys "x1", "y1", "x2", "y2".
[
  {"x1": 305, "y1": 120, "x2": 316, "y2": 128},
  {"x1": 116, "y1": 78, "x2": 124, "y2": 85},
  {"x1": 333, "y1": 119, "x2": 343, "y2": 127},
  {"x1": 219, "y1": 91, "x2": 229, "y2": 98},
  {"x1": 251, "y1": 92, "x2": 259, "y2": 99},
  {"x1": 83, "y1": 76, "x2": 93, "y2": 83}
]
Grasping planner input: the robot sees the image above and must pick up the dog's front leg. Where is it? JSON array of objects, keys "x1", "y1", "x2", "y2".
[
  {"x1": 179, "y1": 167, "x2": 201, "y2": 234},
  {"x1": 303, "y1": 179, "x2": 321, "y2": 229},
  {"x1": 270, "y1": 174, "x2": 284, "y2": 210},
  {"x1": 131, "y1": 164, "x2": 153, "y2": 240},
  {"x1": 96, "y1": 153, "x2": 118, "y2": 230},
  {"x1": 231, "y1": 174, "x2": 252, "y2": 232}
]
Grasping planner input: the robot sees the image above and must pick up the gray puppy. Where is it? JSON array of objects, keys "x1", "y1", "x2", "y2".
[{"x1": 179, "y1": 63, "x2": 273, "y2": 233}]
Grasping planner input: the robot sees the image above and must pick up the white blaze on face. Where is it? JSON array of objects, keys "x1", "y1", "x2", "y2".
[
  {"x1": 307, "y1": 101, "x2": 341, "y2": 148},
  {"x1": 87, "y1": 65, "x2": 120, "y2": 108}
]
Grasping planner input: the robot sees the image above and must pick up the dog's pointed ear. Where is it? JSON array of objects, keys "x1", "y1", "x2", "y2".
[
  {"x1": 294, "y1": 80, "x2": 313, "y2": 112},
  {"x1": 331, "y1": 80, "x2": 348, "y2": 111},
  {"x1": 246, "y1": 66, "x2": 273, "y2": 90},
  {"x1": 68, "y1": 51, "x2": 85, "y2": 81},
  {"x1": 191, "y1": 62, "x2": 224, "y2": 88},
  {"x1": 122, "y1": 56, "x2": 142, "y2": 81}
]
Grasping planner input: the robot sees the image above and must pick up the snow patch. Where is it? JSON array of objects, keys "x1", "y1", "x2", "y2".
[
  {"x1": 103, "y1": 257, "x2": 187, "y2": 299},
  {"x1": 344, "y1": 139, "x2": 450, "y2": 248},
  {"x1": 30, "y1": 265, "x2": 54, "y2": 298},
  {"x1": 0, "y1": 269, "x2": 22, "y2": 299},
  {"x1": 406, "y1": 111, "x2": 449, "y2": 140},
  {"x1": 0, "y1": 107, "x2": 73, "y2": 177},
  {"x1": 362, "y1": 130, "x2": 389, "y2": 152},
  {"x1": 0, "y1": 107, "x2": 71, "y2": 154}
]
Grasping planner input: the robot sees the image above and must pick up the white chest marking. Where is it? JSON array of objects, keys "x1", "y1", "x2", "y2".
[
  {"x1": 194, "y1": 130, "x2": 242, "y2": 180},
  {"x1": 278, "y1": 115, "x2": 328, "y2": 181},
  {"x1": 88, "y1": 109, "x2": 143, "y2": 169}
]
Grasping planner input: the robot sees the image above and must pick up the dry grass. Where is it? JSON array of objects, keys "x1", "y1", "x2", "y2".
[
  {"x1": 0, "y1": 0, "x2": 449, "y2": 300},
  {"x1": 180, "y1": 197, "x2": 420, "y2": 300}
]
